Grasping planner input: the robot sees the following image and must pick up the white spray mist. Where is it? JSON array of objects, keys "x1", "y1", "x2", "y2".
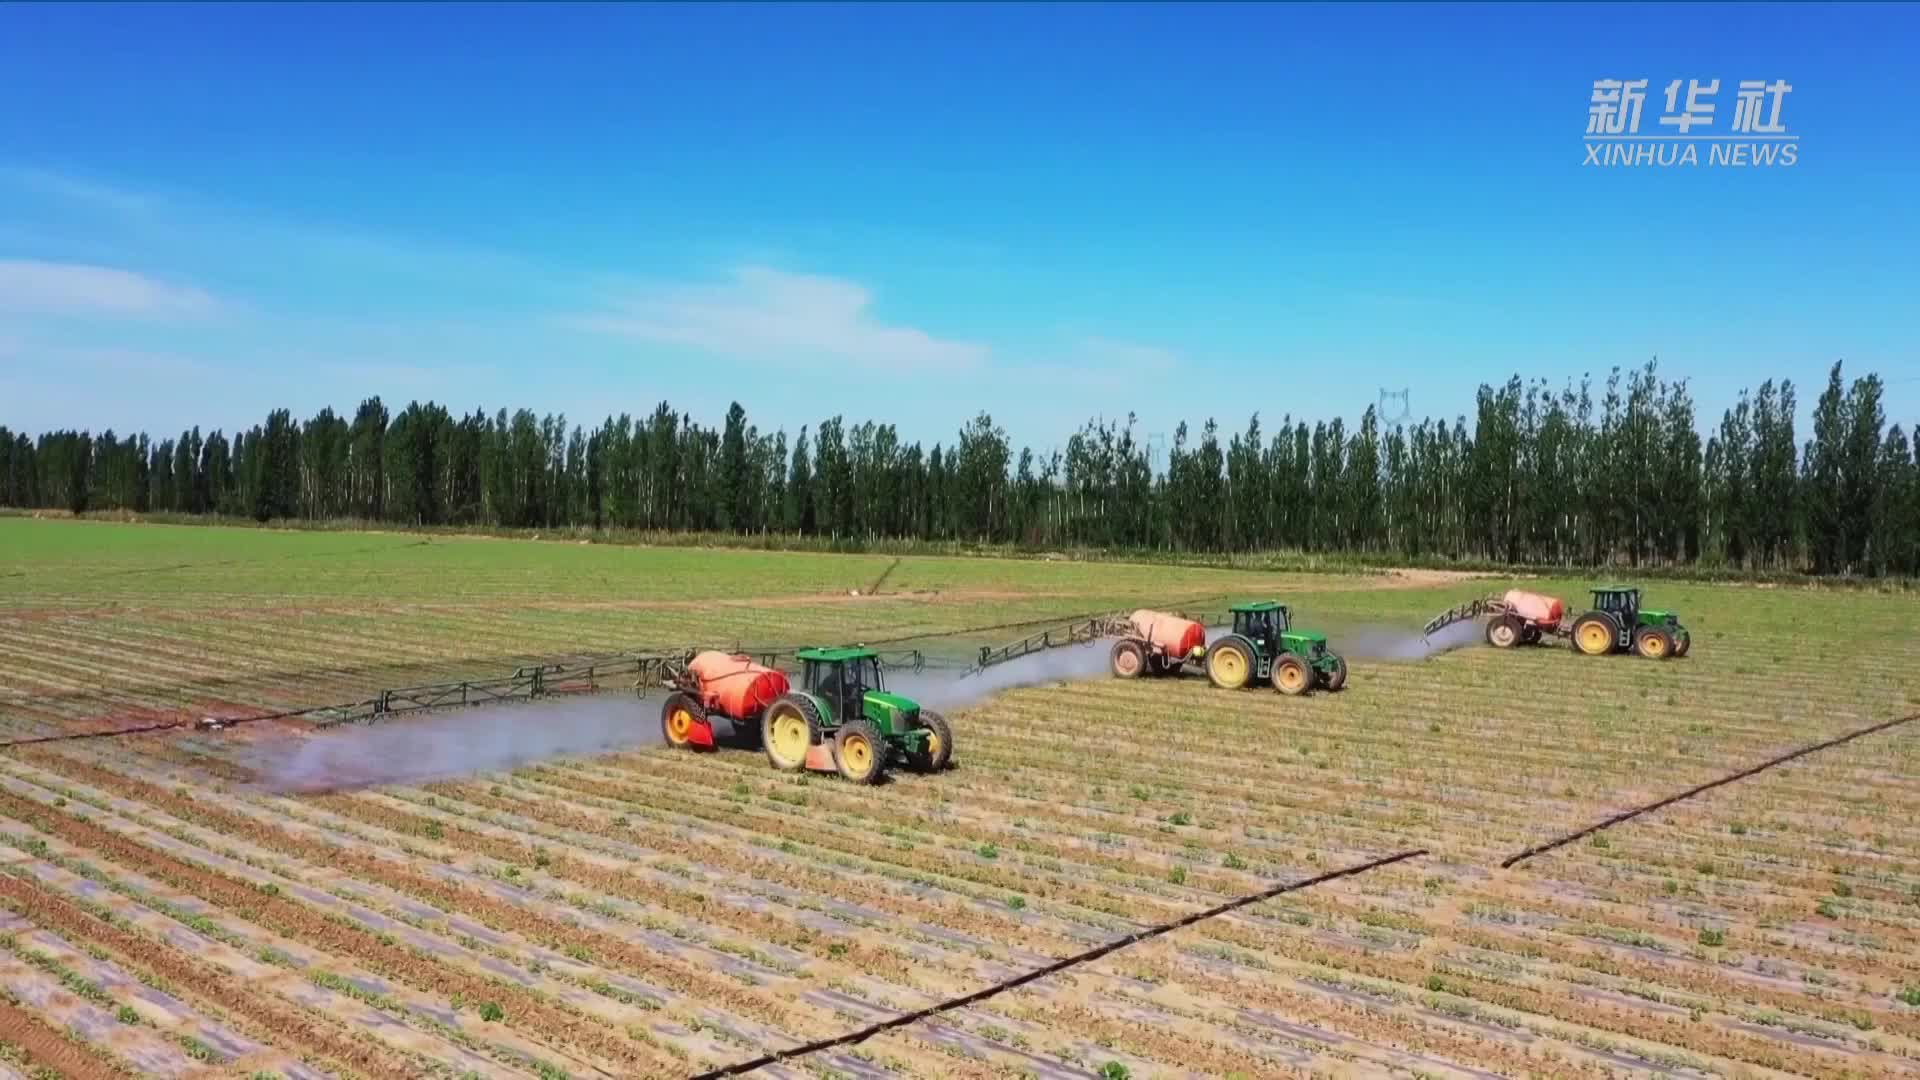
[
  {"x1": 244, "y1": 617, "x2": 1484, "y2": 794},
  {"x1": 247, "y1": 694, "x2": 662, "y2": 795}
]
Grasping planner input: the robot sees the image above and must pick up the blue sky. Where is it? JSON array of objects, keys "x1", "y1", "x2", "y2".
[{"x1": 2, "y1": 2, "x2": 1915, "y2": 454}]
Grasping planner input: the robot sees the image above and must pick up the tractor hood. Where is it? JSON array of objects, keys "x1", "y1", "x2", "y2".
[
  {"x1": 1281, "y1": 630, "x2": 1327, "y2": 648},
  {"x1": 863, "y1": 690, "x2": 919, "y2": 716},
  {"x1": 1638, "y1": 609, "x2": 1678, "y2": 625}
]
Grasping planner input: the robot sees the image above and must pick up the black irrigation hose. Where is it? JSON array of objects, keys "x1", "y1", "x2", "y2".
[
  {"x1": 688, "y1": 847, "x2": 1428, "y2": 1079},
  {"x1": 862, "y1": 556, "x2": 902, "y2": 597},
  {"x1": 1500, "y1": 711, "x2": 1920, "y2": 869}
]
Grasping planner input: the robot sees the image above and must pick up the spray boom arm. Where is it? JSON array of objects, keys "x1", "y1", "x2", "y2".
[{"x1": 1422, "y1": 596, "x2": 1503, "y2": 639}]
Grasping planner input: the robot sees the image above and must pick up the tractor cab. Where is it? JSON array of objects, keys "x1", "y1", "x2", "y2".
[
  {"x1": 1592, "y1": 586, "x2": 1681, "y2": 629},
  {"x1": 1230, "y1": 600, "x2": 1327, "y2": 657},
  {"x1": 1231, "y1": 601, "x2": 1290, "y2": 648},
  {"x1": 798, "y1": 646, "x2": 884, "y2": 720},
  {"x1": 1590, "y1": 586, "x2": 1641, "y2": 623},
  {"x1": 793, "y1": 646, "x2": 922, "y2": 733}
]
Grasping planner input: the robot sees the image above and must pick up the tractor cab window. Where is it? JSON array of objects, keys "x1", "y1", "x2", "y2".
[
  {"x1": 846, "y1": 656, "x2": 883, "y2": 694},
  {"x1": 810, "y1": 656, "x2": 880, "y2": 716},
  {"x1": 1233, "y1": 608, "x2": 1289, "y2": 641},
  {"x1": 1594, "y1": 590, "x2": 1640, "y2": 615}
]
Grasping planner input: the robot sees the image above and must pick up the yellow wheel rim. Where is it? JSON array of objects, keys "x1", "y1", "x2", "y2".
[
  {"x1": 667, "y1": 708, "x2": 694, "y2": 743},
  {"x1": 770, "y1": 713, "x2": 809, "y2": 764},
  {"x1": 925, "y1": 730, "x2": 943, "y2": 762},
  {"x1": 1211, "y1": 649, "x2": 1246, "y2": 687},
  {"x1": 1643, "y1": 633, "x2": 1666, "y2": 657},
  {"x1": 1578, "y1": 623, "x2": 1611, "y2": 654},
  {"x1": 840, "y1": 734, "x2": 873, "y2": 778},
  {"x1": 1279, "y1": 664, "x2": 1305, "y2": 692}
]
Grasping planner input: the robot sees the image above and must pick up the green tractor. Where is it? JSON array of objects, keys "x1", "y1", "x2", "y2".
[
  {"x1": 1203, "y1": 601, "x2": 1348, "y2": 695},
  {"x1": 1569, "y1": 586, "x2": 1691, "y2": 660},
  {"x1": 760, "y1": 646, "x2": 952, "y2": 784}
]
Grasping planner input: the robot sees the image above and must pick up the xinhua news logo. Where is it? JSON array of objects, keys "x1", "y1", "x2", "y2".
[{"x1": 1585, "y1": 79, "x2": 1798, "y2": 168}]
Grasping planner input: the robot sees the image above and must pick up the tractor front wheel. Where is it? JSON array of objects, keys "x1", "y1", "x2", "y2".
[
  {"x1": 910, "y1": 710, "x2": 953, "y2": 772},
  {"x1": 833, "y1": 720, "x2": 888, "y2": 784},
  {"x1": 1674, "y1": 630, "x2": 1691, "y2": 657},
  {"x1": 761, "y1": 695, "x2": 820, "y2": 772},
  {"x1": 1572, "y1": 614, "x2": 1616, "y2": 656},
  {"x1": 1634, "y1": 625, "x2": 1674, "y2": 660},
  {"x1": 1486, "y1": 617, "x2": 1522, "y2": 649},
  {"x1": 1321, "y1": 653, "x2": 1348, "y2": 691},
  {"x1": 1206, "y1": 640, "x2": 1254, "y2": 690},
  {"x1": 661, "y1": 692, "x2": 705, "y2": 750},
  {"x1": 1273, "y1": 655, "x2": 1312, "y2": 696},
  {"x1": 1110, "y1": 639, "x2": 1146, "y2": 679}
]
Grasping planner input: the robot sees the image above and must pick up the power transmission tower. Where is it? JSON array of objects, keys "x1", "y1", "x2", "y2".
[{"x1": 1378, "y1": 388, "x2": 1411, "y2": 426}]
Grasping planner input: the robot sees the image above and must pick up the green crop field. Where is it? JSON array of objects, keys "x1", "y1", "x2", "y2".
[{"x1": 1, "y1": 516, "x2": 1917, "y2": 1078}]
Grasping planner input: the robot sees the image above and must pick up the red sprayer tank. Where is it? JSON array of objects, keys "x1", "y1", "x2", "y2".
[
  {"x1": 1128, "y1": 609, "x2": 1207, "y2": 658},
  {"x1": 688, "y1": 651, "x2": 790, "y2": 719},
  {"x1": 1503, "y1": 589, "x2": 1565, "y2": 626}
]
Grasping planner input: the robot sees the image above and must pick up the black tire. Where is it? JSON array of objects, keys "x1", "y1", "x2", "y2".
[
  {"x1": 1322, "y1": 653, "x2": 1348, "y2": 692},
  {"x1": 1634, "y1": 624, "x2": 1675, "y2": 661},
  {"x1": 1486, "y1": 616, "x2": 1522, "y2": 649},
  {"x1": 833, "y1": 719, "x2": 888, "y2": 784},
  {"x1": 1272, "y1": 654, "x2": 1312, "y2": 696},
  {"x1": 661, "y1": 691, "x2": 706, "y2": 750},
  {"x1": 1110, "y1": 639, "x2": 1146, "y2": 679},
  {"x1": 761, "y1": 693, "x2": 821, "y2": 772},
  {"x1": 1674, "y1": 629, "x2": 1691, "y2": 657},
  {"x1": 1205, "y1": 637, "x2": 1255, "y2": 690},
  {"x1": 1571, "y1": 612, "x2": 1617, "y2": 656},
  {"x1": 909, "y1": 710, "x2": 953, "y2": 772}
]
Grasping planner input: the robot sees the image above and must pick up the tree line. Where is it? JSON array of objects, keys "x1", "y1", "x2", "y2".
[{"x1": 2, "y1": 360, "x2": 1914, "y2": 576}]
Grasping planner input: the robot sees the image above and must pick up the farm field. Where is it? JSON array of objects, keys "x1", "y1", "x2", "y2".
[{"x1": 0, "y1": 516, "x2": 1918, "y2": 1078}]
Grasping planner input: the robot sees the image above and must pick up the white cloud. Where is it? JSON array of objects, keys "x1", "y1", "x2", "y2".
[
  {"x1": 0, "y1": 166, "x2": 156, "y2": 215},
  {"x1": 1018, "y1": 335, "x2": 1183, "y2": 391},
  {"x1": 0, "y1": 258, "x2": 219, "y2": 318},
  {"x1": 568, "y1": 265, "x2": 989, "y2": 373},
  {"x1": 1073, "y1": 336, "x2": 1180, "y2": 373}
]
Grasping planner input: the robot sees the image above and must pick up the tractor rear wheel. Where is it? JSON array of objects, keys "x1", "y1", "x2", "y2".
[
  {"x1": 1322, "y1": 653, "x2": 1348, "y2": 691},
  {"x1": 1634, "y1": 625, "x2": 1674, "y2": 660},
  {"x1": 1272, "y1": 655, "x2": 1311, "y2": 696},
  {"x1": 1572, "y1": 613, "x2": 1616, "y2": 656},
  {"x1": 661, "y1": 692, "x2": 705, "y2": 750},
  {"x1": 1486, "y1": 616, "x2": 1522, "y2": 649},
  {"x1": 909, "y1": 710, "x2": 953, "y2": 772},
  {"x1": 1205, "y1": 640, "x2": 1254, "y2": 690},
  {"x1": 833, "y1": 720, "x2": 887, "y2": 784},
  {"x1": 761, "y1": 695, "x2": 820, "y2": 772},
  {"x1": 1110, "y1": 639, "x2": 1146, "y2": 679}
]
